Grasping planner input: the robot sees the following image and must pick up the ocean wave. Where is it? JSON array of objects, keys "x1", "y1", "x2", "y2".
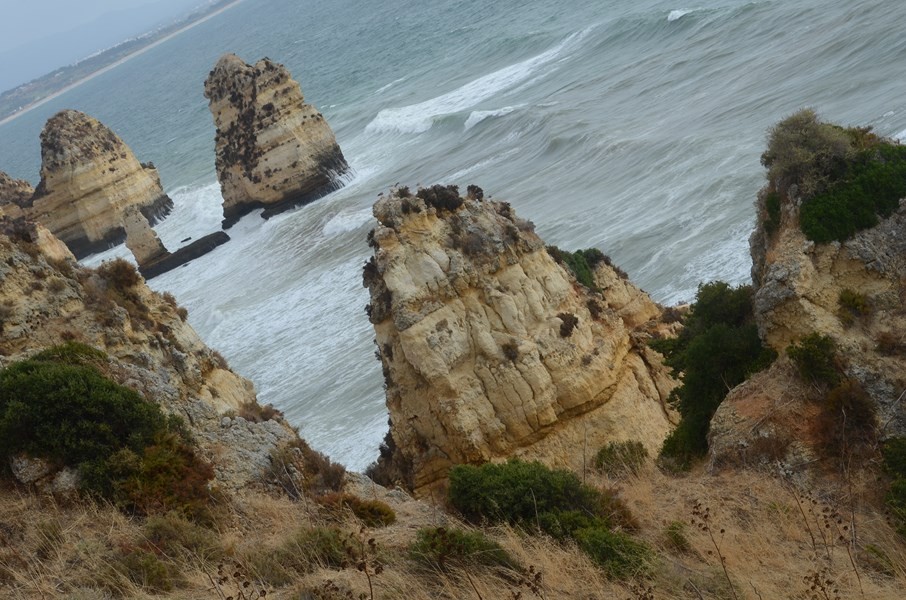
[
  {"x1": 463, "y1": 104, "x2": 524, "y2": 130},
  {"x1": 322, "y1": 207, "x2": 373, "y2": 237},
  {"x1": 895, "y1": 127, "x2": 906, "y2": 142},
  {"x1": 667, "y1": 9, "x2": 697, "y2": 22},
  {"x1": 365, "y1": 27, "x2": 595, "y2": 134},
  {"x1": 374, "y1": 76, "x2": 408, "y2": 95}
]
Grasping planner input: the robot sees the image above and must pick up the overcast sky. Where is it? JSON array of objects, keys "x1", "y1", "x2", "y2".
[{"x1": 0, "y1": 0, "x2": 207, "y2": 91}]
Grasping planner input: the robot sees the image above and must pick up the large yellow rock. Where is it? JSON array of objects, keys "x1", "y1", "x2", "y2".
[
  {"x1": 26, "y1": 110, "x2": 172, "y2": 258},
  {"x1": 204, "y1": 54, "x2": 348, "y2": 227},
  {"x1": 364, "y1": 188, "x2": 676, "y2": 495}
]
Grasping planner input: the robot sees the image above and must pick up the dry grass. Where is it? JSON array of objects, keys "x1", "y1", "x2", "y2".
[{"x1": 0, "y1": 460, "x2": 904, "y2": 599}]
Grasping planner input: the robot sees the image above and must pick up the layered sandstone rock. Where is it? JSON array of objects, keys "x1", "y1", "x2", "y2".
[
  {"x1": 27, "y1": 110, "x2": 172, "y2": 258},
  {"x1": 0, "y1": 171, "x2": 33, "y2": 218},
  {"x1": 124, "y1": 205, "x2": 168, "y2": 265},
  {"x1": 709, "y1": 176, "x2": 906, "y2": 474},
  {"x1": 364, "y1": 187, "x2": 676, "y2": 494},
  {"x1": 204, "y1": 54, "x2": 348, "y2": 227},
  {"x1": 0, "y1": 218, "x2": 293, "y2": 489}
]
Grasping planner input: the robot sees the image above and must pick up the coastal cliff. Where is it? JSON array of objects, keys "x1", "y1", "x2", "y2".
[
  {"x1": 0, "y1": 217, "x2": 294, "y2": 489},
  {"x1": 204, "y1": 54, "x2": 348, "y2": 228},
  {"x1": 364, "y1": 186, "x2": 676, "y2": 494},
  {"x1": 25, "y1": 110, "x2": 173, "y2": 259},
  {"x1": 0, "y1": 171, "x2": 34, "y2": 218}
]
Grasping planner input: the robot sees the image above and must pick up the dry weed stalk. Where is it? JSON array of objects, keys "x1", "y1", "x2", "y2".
[{"x1": 690, "y1": 500, "x2": 738, "y2": 600}]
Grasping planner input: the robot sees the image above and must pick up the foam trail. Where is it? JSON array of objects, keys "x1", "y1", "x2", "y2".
[
  {"x1": 895, "y1": 128, "x2": 906, "y2": 142},
  {"x1": 668, "y1": 9, "x2": 695, "y2": 22},
  {"x1": 374, "y1": 76, "x2": 407, "y2": 95},
  {"x1": 464, "y1": 104, "x2": 524, "y2": 130},
  {"x1": 366, "y1": 27, "x2": 594, "y2": 134}
]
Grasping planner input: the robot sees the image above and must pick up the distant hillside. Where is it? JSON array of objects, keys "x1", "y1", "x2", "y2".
[{"x1": 0, "y1": 0, "x2": 237, "y2": 123}]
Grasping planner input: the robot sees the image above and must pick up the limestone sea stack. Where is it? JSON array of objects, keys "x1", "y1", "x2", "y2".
[
  {"x1": 364, "y1": 186, "x2": 676, "y2": 495},
  {"x1": 26, "y1": 110, "x2": 173, "y2": 259},
  {"x1": 204, "y1": 54, "x2": 348, "y2": 228}
]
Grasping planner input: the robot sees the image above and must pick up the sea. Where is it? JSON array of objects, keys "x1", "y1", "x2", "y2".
[{"x1": 1, "y1": 0, "x2": 905, "y2": 470}]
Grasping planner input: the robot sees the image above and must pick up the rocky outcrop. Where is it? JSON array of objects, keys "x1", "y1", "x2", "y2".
[
  {"x1": 0, "y1": 217, "x2": 293, "y2": 490},
  {"x1": 27, "y1": 110, "x2": 173, "y2": 259},
  {"x1": 709, "y1": 167, "x2": 906, "y2": 474},
  {"x1": 204, "y1": 54, "x2": 348, "y2": 228},
  {"x1": 364, "y1": 187, "x2": 676, "y2": 495},
  {"x1": 0, "y1": 171, "x2": 33, "y2": 218}
]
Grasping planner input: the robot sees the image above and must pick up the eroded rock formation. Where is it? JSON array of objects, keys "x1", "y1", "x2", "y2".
[
  {"x1": 709, "y1": 179, "x2": 906, "y2": 474},
  {"x1": 124, "y1": 205, "x2": 168, "y2": 265},
  {"x1": 364, "y1": 187, "x2": 676, "y2": 494},
  {"x1": 0, "y1": 171, "x2": 33, "y2": 218},
  {"x1": 0, "y1": 217, "x2": 292, "y2": 489},
  {"x1": 27, "y1": 110, "x2": 172, "y2": 258},
  {"x1": 204, "y1": 54, "x2": 348, "y2": 227}
]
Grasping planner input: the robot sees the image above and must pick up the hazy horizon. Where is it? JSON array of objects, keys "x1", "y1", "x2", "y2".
[{"x1": 0, "y1": 0, "x2": 208, "y2": 93}]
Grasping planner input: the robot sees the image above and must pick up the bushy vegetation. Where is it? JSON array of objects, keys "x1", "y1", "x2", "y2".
[
  {"x1": 761, "y1": 109, "x2": 906, "y2": 243},
  {"x1": 787, "y1": 333, "x2": 840, "y2": 387},
  {"x1": 416, "y1": 184, "x2": 462, "y2": 212},
  {"x1": 838, "y1": 288, "x2": 871, "y2": 326},
  {"x1": 0, "y1": 342, "x2": 214, "y2": 521},
  {"x1": 650, "y1": 282, "x2": 775, "y2": 468},
  {"x1": 448, "y1": 459, "x2": 649, "y2": 578},
  {"x1": 558, "y1": 312, "x2": 579, "y2": 337},
  {"x1": 409, "y1": 527, "x2": 516, "y2": 570},
  {"x1": 787, "y1": 334, "x2": 877, "y2": 458},
  {"x1": 594, "y1": 441, "x2": 648, "y2": 477},
  {"x1": 546, "y1": 246, "x2": 608, "y2": 289}
]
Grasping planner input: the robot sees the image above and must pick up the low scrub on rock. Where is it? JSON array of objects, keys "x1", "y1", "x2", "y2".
[
  {"x1": 448, "y1": 459, "x2": 648, "y2": 578},
  {"x1": 409, "y1": 527, "x2": 516, "y2": 571},
  {"x1": 0, "y1": 342, "x2": 215, "y2": 521},
  {"x1": 651, "y1": 282, "x2": 775, "y2": 469}
]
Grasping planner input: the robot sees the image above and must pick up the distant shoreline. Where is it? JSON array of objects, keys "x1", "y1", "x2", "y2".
[{"x1": 0, "y1": 0, "x2": 245, "y2": 128}]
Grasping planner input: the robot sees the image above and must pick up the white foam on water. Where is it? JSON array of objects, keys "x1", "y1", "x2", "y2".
[
  {"x1": 444, "y1": 147, "x2": 522, "y2": 181},
  {"x1": 365, "y1": 27, "x2": 595, "y2": 134},
  {"x1": 895, "y1": 128, "x2": 906, "y2": 142},
  {"x1": 464, "y1": 104, "x2": 524, "y2": 130},
  {"x1": 374, "y1": 76, "x2": 408, "y2": 95},
  {"x1": 668, "y1": 9, "x2": 696, "y2": 22},
  {"x1": 322, "y1": 207, "x2": 374, "y2": 237}
]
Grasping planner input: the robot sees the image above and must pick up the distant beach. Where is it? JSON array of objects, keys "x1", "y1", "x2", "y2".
[{"x1": 0, "y1": 0, "x2": 245, "y2": 127}]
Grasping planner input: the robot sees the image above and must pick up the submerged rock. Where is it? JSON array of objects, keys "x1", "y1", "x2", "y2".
[
  {"x1": 364, "y1": 186, "x2": 676, "y2": 495},
  {"x1": 204, "y1": 54, "x2": 348, "y2": 228},
  {"x1": 27, "y1": 110, "x2": 173, "y2": 259}
]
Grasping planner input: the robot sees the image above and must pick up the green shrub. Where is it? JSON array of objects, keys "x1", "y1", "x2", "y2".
[
  {"x1": 113, "y1": 548, "x2": 183, "y2": 593},
  {"x1": 0, "y1": 344, "x2": 214, "y2": 521},
  {"x1": 546, "y1": 246, "x2": 609, "y2": 289},
  {"x1": 409, "y1": 527, "x2": 516, "y2": 570},
  {"x1": 800, "y1": 143, "x2": 906, "y2": 242},
  {"x1": 883, "y1": 438, "x2": 906, "y2": 538},
  {"x1": 838, "y1": 289, "x2": 871, "y2": 325},
  {"x1": 594, "y1": 441, "x2": 648, "y2": 477},
  {"x1": 760, "y1": 108, "x2": 854, "y2": 201},
  {"x1": 97, "y1": 258, "x2": 142, "y2": 290},
  {"x1": 573, "y1": 525, "x2": 652, "y2": 579},
  {"x1": 787, "y1": 333, "x2": 839, "y2": 387},
  {"x1": 448, "y1": 459, "x2": 609, "y2": 528},
  {"x1": 664, "y1": 521, "x2": 691, "y2": 553},
  {"x1": 651, "y1": 282, "x2": 775, "y2": 468},
  {"x1": 763, "y1": 190, "x2": 782, "y2": 235}
]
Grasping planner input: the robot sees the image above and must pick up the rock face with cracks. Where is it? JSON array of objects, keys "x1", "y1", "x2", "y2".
[
  {"x1": 0, "y1": 171, "x2": 34, "y2": 218},
  {"x1": 204, "y1": 54, "x2": 348, "y2": 228},
  {"x1": 0, "y1": 217, "x2": 295, "y2": 491},
  {"x1": 26, "y1": 110, "x2": 173, "y2": 258},
  {"x1": 364, "y1": 188, "x2": 676, "y2": 495}
]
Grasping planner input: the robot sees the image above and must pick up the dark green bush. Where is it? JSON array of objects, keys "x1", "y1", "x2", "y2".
[
  {"x1": 113, "y1": 548, "x2": 183, "y2": 593},
  {"x1": 409, "y1": 527, "x2": 516, "y2": 570},
  {"x1": 546, "y1": 246, "x2": 609, "y2": 289},
  {"x1": 448, "y1": 459, "x2": 607, "y2": 528},
  {"x1": 815, "y1": 380, "x2": 876, "y2": 457},
  {"x1": 787, "y1": 333, "x2": 839, "y2": 387},
  {"x1": 800, "y1": 143, "x2": 906, "y2": 243},
  {"x1": 594, "y1": 441, "x2": 648, "y2": 477},
  {"x1": 573, "y1": 526, "x2": 652, "y2": 579},
  {"x1": 0, "y1": 344, "x2": 215, "y2": 521},
  {"x1": 144, "y1": 512, "x2": 223, "y2": 561},
  {"x1": 763, "y1": 190, "x2": 782, "y2": 235},
  {"x1": 838, "y1": 289, "x2": 871, "y2": 325},
  {"x1": 558, "y1": 312, "x2": 579, "y2": 337},
  {"x1": 651, "y1": 282, "x2": 775, "y2": 468}
]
